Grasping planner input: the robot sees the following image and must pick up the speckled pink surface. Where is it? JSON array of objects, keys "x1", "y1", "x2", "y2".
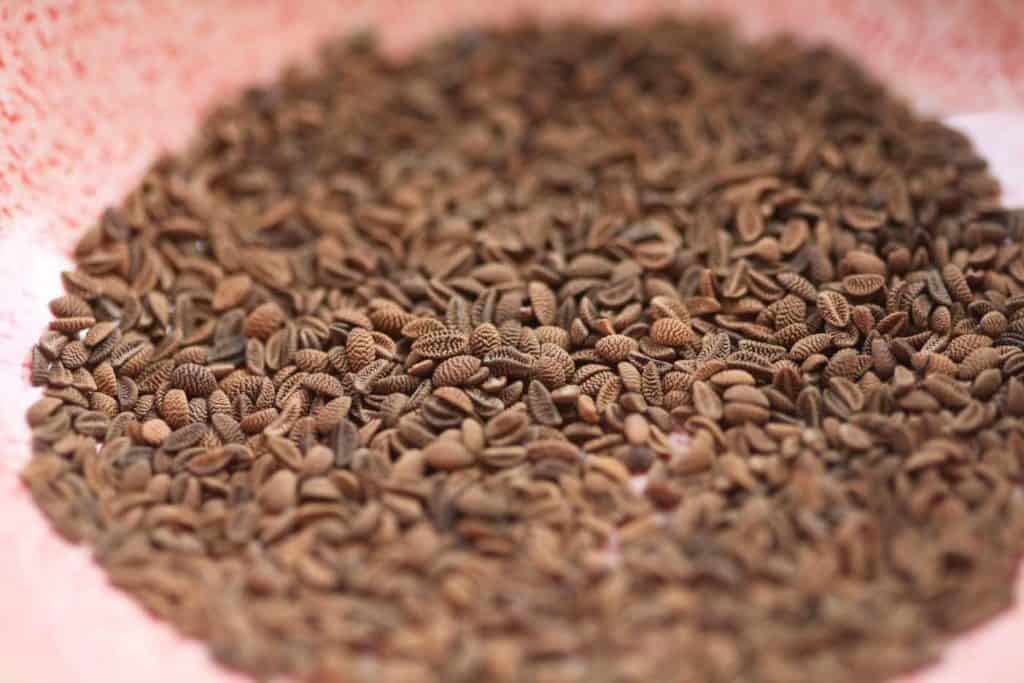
[{"x1": 2, "y1": 2, "x2": 1023, "y2": 681}]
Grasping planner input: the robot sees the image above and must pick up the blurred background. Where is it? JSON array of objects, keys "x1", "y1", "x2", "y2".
[{"x1": 0, "y1": 1, "x2": 1021, "y2": 682}]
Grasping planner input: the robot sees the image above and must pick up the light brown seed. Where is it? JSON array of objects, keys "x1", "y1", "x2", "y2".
[
  {"x1": 412, "y1": 331, "x2": 469, "y2": 359},
  {"x1": 526, "y1": 439, "x2": 579, "y2": 462},
  {"x1": 595, "y1": 334, "x2": 638, "y2": 362},
  {"x1": 527, "y1": 380, "x2": 561, "y2": 427},
  {"x1": 258, "y1": 470, "x2": 297, "y2": 513},
  {"x1": 140, "y1": 419, "x2": 171, "y2": 446},
  {"x1": 842, "y1": 274, "x2": 886, "y2": 297},
  {"x1": 243, "y1": 302, "x2": 286, "y2": 340},
  {"x1": 817, "y1": 290, "x2": 851, "y2": 327},
  {"x1": 345, "y1": 328, "x2": 376, "y2": 371},
  {"x1": 650, "y1": 318, "x2": 693, "y2": 347},
  {"x1": 170, "y1": 363, "x2": 217, "y2": 397},
  {"x1": 212, "y1": 273, "x2": 252, "y2": 311},
  {"x1": 527, "y1": 281, "x2": 558, "y2": 326},
  {"x1": 423, "y1": 440, "x2": 476, "y2": 470},
  {"x1": 434, "y1": 355, "x2": 483, "y2": 387}
]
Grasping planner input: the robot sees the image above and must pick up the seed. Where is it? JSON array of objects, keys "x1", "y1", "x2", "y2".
[
  {"x1": 527, "y1": 380, "x2": 561, "y2": 427},
  {"x1": 50, "y1": 316, "x2": 96, "y2": 333},
  {"x1": 942, "y1": 263, "x2": 972, "y2": 303},
  {"x1": 777, "y1": 272, "x2": 817, "y2": 301},
  {"x1": 710, "y1": 370, "x2": 755, "y2": 387},
  {"x1": 623, "y1": 414, "x2": 650, "y2": 445},
  {"x1": 433, "y1": 355, "x2": 482, "y2": 387},
  {"x1": 692, "y1": 381, "x2": 723, "y2": 420},
  {"x1": 170, "y1": 363, "x2": 218, "y2": 397},
  {"x1": 344, "y1": 327, "x2": 376, "y2": 371},
  {"x1": 842, "y1": 274, "x2": 886, "y2": 297},
  {"x1": 817, "y1": 290, "x2": 851, "y2": 327},
  {"x1": 595, "y1": 334, "x2": 638, "y2": 362},
  {"x1": 412, "y1": 331, "x2": 469, "y2": 359},
  {"x1": 971, "y1": 367, "x2": 1003, "y2": 399},
  {"x1": 526, "y1": 438, "x2": 584, "y2": 467},
  {"x1": 650, "y1": 318, "x2": 693, "y2": 347},
  {"x1": 423, "y1": 440, "x2": 476, "y2": 470},
  {"x1": 485, "y1": 408, "x2": 529, "y2": 446},
  {"x1": 258, "y1": 470, "x2": 297, "y2": 513},
  {"x1": 528, "y1": 281, "x2": 558, "y2": 326},
  {"x1": 163, "y1": 423, "x2": 207, "y2": 452},
  {"x1": 841, "y1": 206, "x2": 886, "y2": 231},
  {"x1": 301, "y1": 372, "x2": 346, "y2": 397},
  {"x1": 140, "y1": 419, "x2": 171, "y2": 446},
  {"x1": 837, "y1": 423, "x2": 873, "y2": 450},
  {"x1": 736, "y1": 201, "x2": 764, "y2": 243},
  {"x1": 240, "y1": 408, "x2": 279, "y2": 434},
  {"x1": 946, "y1": 334, "x2": 992, "y2": 362},
  {"x1": 212, "y1": 273, "x2": 252, "y2": 311},
  {"x1": 160, "y1": 389, "x2": 190, "y2": 428},
  {"x1": 479, "y1": 445, "x2": 527, "y2": 469},
  {"x1": 243, "y1": 302, "x2": 285, "y2": 339},
  {"x1": 49, "y1": 294, "x2": 92, "y2": 318},
  {"x1": 958, "y1": 347, "x2": 1001, "y2": 380},
  {"x1": 790, "y1": 334, "x2": 831, "y2": 361}
]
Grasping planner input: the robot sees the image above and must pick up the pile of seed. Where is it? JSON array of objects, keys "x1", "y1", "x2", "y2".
[{"x1": 23, "y1": 20, "x2": 1024, "y2": 683}]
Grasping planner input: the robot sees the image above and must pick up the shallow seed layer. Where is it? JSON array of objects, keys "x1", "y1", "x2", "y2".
[{"x1": 23, "y1": 21, "x2": 1024, "y2": 683}]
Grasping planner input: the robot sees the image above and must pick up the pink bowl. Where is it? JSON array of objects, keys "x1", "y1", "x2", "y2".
[{"x1": 2, "y1": 2, "x2": 1023, "y2": 681}]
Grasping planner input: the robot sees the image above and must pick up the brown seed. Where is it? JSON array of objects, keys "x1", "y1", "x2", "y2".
[
  {"x1": 777, "y1": 272, "x2": 817, "y2": 301},
  {"x1": 49, "y1": 294, "x2": 92, "y2": 318},
  {"x1": 790, "y1": 334, "x2": 831, "y2": 361},
  {"x1": 163, "y1": 423, "x2": 207, "y2": 452},
  {"x1": 958, "y1": 347, "x2": 1001, "y2": 380},
  {"x1": 186, "y1": 446, "x2": 235, "y2": 475},
  {"x1": 971, "y1": 367, "x2": 1003, "y2": 399},
  {"x1": 692, "y1": 381, "x2": 723, "y2": 420},
  {"x1": 240, "y1": 408, "x2": 279, "y2": 434},
  {"x1": 469, "y1": 323, "x2": 502, "y2": 356},
  {"x1": 160, "y1": 389, "x2": 190, "y2": 429},
  {"x1": 258, "y1": 469, "x2": 297, "y2": 513},
  {"x1": 141, "y1": 419, "x2": 171, "y2": 446},
  {"x1": 842, "y1": 274, "x2": 886, "y2": 296},
  {"x1": 837, "y1": 423, "x2": 873, "y2": 450},
  {"x1": 650, "y1": 318, "x2": 693, "y2": 347},
  {"x1": 623, "y1": 413, "x2": 650, "y2": 445},
  {"x1": 170, "y1": 363, "x2": 217, "y2": 397},
  {"x1": 412, "y1": 331, "x2": 469, "y2": 359},
  {"x1": 485, "y1": 408, "x2": 529, "y2": 446},
  {"x1": 345, "y1": 328, "x2": 376, "y2": 371},
  {"x1": 212, "y1": 273, "x2": 252, "y2": 311},
  {"x1": 479, "y1": 445, "x2": 527, "y2": 469},
  {"x1": 710, "y1": 369, "x2": 755, "y2": 387},
  {"x1": 49, "y1": 316, "x2": 96, "y2": 333},
  {"x1": 243, "y1": 302, "x2": 286, "y2": 339},
  {"x1": 817, "y1": 290, "x2": 851, "y2": 327},
  {"x1": 736, "y1": 201, "x2": 764, "y2": 243},
  {"x1": 423, "y1": 440, "x2": 476, "y2": 470},
  {"x1": 526, "y1": 438, "x2": 580, "y2": 463},
  {"x1": 527, "y1": 281, "x2": 558, "y2": 326},
  {"x1": 595, "y1": 334, "x2": 639, "y2": 362},
  {"x1": 301, "y1": 372, "x2": 346, "y2": 397},
  {"x1": 946, "y1": 334, "x2": 992, "y2": 362},
  {"x1": 942, "y1": 263, "x2": 972, "y2": 303},
  {"x1": 433, "y1": 355, "x2": 483, "y2": 387},
  {"x1": 527, "y1": 380, "x2": 562, "y2": 427}
]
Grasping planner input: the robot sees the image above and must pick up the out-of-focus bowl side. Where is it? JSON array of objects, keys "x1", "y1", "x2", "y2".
[{"x1": 1, "y1": 2, "x2": 1022, "y2": 682}]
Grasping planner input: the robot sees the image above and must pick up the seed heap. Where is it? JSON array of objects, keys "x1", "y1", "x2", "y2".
[{"x1": 22, "y1": 21, "x2": 1024, "y2": 683}]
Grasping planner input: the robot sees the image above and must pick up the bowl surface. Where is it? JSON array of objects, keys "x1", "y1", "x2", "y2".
[{"x1": 1, "y1": 2, "x2": 1022, "y2": 681}]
